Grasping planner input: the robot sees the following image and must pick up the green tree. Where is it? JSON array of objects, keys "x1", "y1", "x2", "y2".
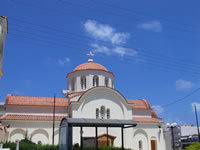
[{"x1": 186, "y1": 142, "x2": 200, "y2": 150}]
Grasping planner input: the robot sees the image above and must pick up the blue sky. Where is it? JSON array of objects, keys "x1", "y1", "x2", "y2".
[{"x1": 1, "y1": 0, "x2": 200, "y2": 125}]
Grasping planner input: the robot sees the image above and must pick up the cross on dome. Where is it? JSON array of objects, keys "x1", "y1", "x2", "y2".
[{"x1": 87, "y1": 51, "x2": 94, "y2": 62}]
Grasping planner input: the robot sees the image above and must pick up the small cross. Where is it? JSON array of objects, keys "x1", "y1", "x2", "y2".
[{"x1": 87, "y1": 51, "x2": 94, "y2": 62}]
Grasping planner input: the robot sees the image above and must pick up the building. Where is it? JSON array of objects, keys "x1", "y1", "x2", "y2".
[
  {"x1": 0, "y1": 54, "x2": 167, "y2": 150},
  {"x1": 0, "y1": 16, "x2": 8, "y2": 77},
  {"x1": 171, "y1": 125, "x2": 200, "y2": 150}
]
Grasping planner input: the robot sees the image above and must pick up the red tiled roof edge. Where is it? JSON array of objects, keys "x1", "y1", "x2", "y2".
[
  {"x1": 5, "y1": 94, "x2": 68, "y2": 107},
  {"x1": 133, "y1": 117, "x2": 162, "y2": 123},
  {"x1": 98, "y1": 133, "x2": 116, "y2": 139},
  {"x1": 0, "y1": 114, "x2": 66, "y2": 121},
  {"x1": 127, "y1": 99, "x2": 159, "y2": 118}
]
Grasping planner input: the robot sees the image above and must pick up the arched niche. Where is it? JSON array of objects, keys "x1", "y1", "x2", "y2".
[
  {"x1": 9, "y1": 128, "x2": 26, "y2": 142},
  {"x1": 133, "y1": 129, "x2": 149, "y2": 150},
  {"x1": 31, "y1": 128, "x2": 49, "y2": 144}
]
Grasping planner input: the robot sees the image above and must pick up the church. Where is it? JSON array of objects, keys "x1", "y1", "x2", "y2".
[{"x1": 0, "y1": 53, "x2": 167, "y2": 150}]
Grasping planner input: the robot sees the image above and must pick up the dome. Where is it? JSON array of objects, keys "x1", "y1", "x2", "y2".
[{"x1": 73, "y1": 61, "x2": 108, "y2": 72}]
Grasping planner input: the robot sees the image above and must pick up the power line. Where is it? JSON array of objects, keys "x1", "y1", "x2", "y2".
[
  {"x1": 161, "y1": 88, "x2": 200, "y2": 108},
  {"x1": 11, "y1": 0, "x2": 200, "y2": 36},
  {"x1": 8, "y1": 29, "x2": 200, "y2": 76},
  {"x1": 8, "y1": 20, "x2": 200, "y2": 70},
  {"x1": 88, "y1": 0, "x2": 200, "y2": 30},
  {"x1": 7, "y1": 34, "x2": 200, "y2": 81},
  {"x1": 55, "y1": 0, "x2": 200, "y2": 34}
]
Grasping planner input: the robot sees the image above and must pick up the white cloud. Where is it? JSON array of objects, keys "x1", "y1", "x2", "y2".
[
  {"x1": 91, "y1": 43, "x2": 111, "y2": 55},
  {"x1": 191, "y1": 102, "x2": 200, "y2": 112},
  {"x1": 176, "y1": 79, "x2": 195, "y2": 90},
  {"x1": 152, "y1": 105, "x2": 164, "y2": 115},
  {"x1": 84, "y1": 20, "x2": 129, "y2": 44},
  {"x1": 112, "y1": 46, "x2": 137, "y2": 57},
  {"x1": 138, "y1": 21, "x2": 162, "y2": 32},
  {"x1": 58, "y1": 57, "x2": 70, "y2": 66},
  {"x1": 91, "y1": 44, "x2": 137, "y2": 57}
]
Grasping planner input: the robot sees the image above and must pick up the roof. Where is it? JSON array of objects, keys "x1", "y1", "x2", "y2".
[
  {"x1": 133, "y1": 117, "x2": 162, "y2": 123},
  {"x1": 4, "y1": 95, "x2": 159, "y2": 118},
  {"x1": 60, "y1": 118, "x2": 137, "y2": 128},
  {"x1": 127, "y1": 99, "x2": 151, "y2": 110},
  {"x1": 98, "y1": 133, "x2": 116, "y2": 139},
  {"x1": 0, "y1": 114, "x2": 65, "y2": 121},
  {"x1": 127, "y1": 99, "x2": 159, "y2": 118},
  {"x1": 5, "y1": 94, "x2": 68, "y2": 107},
  {"x1": 74, "y1": 61, "x2": 108, "y2": 72}
]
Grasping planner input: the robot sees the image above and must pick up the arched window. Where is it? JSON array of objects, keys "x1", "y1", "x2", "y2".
[
  {"x1": 81, "y1": 76, "x2": 86, "y2": 89},
  {"x1": 96, "y1": 108, "x2": 99, "y2": 119},
  {"x1": 100, "y1": 106, "x2": 105, "y2": 119},
  {"x1": 93, "y1": 75, "x2": 99, "y2": 87},
  {"x1": 107, "y1": 109, "x2": 110, "y2": 119},
  {"x1": 139, "y1": 140, "x2": 143, "y2": 150},
  {"x1": 71, "y1": 78, "x2": 75, "y2": 91},
  {"x1": 105, "y1": 77, "x2": 109, "y2": 87}
]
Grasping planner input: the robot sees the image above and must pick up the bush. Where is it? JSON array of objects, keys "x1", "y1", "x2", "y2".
[
  {"x1": 2, "y1": 143, "x2": 130, "y2": 150},
  {"x1": 186, "y1": 142, "x2": 200, "y2": 150},
  {"x1": 82, "y1": 146, "x2": 131, "y2": 150},
  {"x1": 2, "y1": 142, "x2": 58, "y2": 150}
]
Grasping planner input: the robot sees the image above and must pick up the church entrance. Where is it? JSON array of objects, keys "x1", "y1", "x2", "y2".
[{"x1": 151, "y1": 140, "x2": 156, "y2": 150}]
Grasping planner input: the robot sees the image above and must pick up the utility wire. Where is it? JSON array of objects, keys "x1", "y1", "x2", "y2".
[
  {"x1": 8, "y1": 20, "x2": 200, "y2": 68},
  {"x1": 9, "y1": 27, "x2": 200, "y2": 74},
  {"x1": 8, "y1": 32, "x2": 200, "y2": 77},
  {"x1": 55, "y1": 0, "x2": 200, "y2": 34},
  {"x1": 8, "y1": 17, "x2": 200, "y2": 69},
  {"x1": 11, "y1": 0, "x2": 200, "y2": 35},
  {"x1": 161, "y1": 88, "x2": 200, "y2": 108},
  {"x1": 88, "y1": 0, "x2": 200, "y2": 30}
]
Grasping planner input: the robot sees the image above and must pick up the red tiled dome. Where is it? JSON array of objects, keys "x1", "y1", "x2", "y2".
[{"x1": 73, "y1": 62, "x2": 108, "y2": 72}]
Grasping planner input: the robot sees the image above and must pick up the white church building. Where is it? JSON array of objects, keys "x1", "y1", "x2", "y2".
[{"x1": 0, "y1": 54, "x2": 167, "y2": 150}]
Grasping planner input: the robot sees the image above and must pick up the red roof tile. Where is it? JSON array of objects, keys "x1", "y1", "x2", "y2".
[
  {"x1": 133, "y1": 117, "x2": 162, "y2": 123},
  {"x1": 0, "y1": 114, "x2": 65, "y2": 121},
  {"x1": 5, "y1": 94, "x2": 68, "y2": 107},
  {"x1": 127, "y1": 99, "x2": 151, "y2": 110},
  {"x1": 127, "y1": 99, "x2": 159, "y2": 118},
  {"x1": 98, "y1": 133, "x2": 116, "y2": 139},
  {"x1": 74, "y1": 62, "x2": 108, "y2": 72}
]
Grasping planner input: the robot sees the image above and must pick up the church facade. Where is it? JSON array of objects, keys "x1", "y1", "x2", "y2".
[{"x1": 0, "y1": 56, "x2": 167, "y2": 150}]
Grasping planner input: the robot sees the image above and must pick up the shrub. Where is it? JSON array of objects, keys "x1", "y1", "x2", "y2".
[
  {"x1": 82, "y1": 146, "x2": 131, "y2": 150},
  {"x1": 2, "y1": 142, "x2": 58, "y2": 150},
  {"x1": 186, "y1": 142, "x2": 200, "y2": 150}
]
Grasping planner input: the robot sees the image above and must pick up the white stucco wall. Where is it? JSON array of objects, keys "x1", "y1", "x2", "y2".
[
  {"x1": 6, "y1": 105, "x2": 67, "y2": 116},
  {"x1": 67, "y1": 70, "x2": 114, "y2": 93},
  {"x1": 71, "y1": 87, "x2": 135, "y2": 148},
  {"x1": 133, "y1": 124, "x2": 166, "y2": 150},
  {"x1": 0, "y1": 129, "x2": 6, "y2": 142},
  {"x1": 3, "y1": 120, "x2": 60, "y2": 145}
]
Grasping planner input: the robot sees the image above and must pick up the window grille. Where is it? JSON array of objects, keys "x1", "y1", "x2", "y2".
[
  {"x1": 96, "y1": 108, "x2": 99, "y2": 119},
  {"x1": 100, "y1": 106, "x2": 105, "y2": 119}
]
